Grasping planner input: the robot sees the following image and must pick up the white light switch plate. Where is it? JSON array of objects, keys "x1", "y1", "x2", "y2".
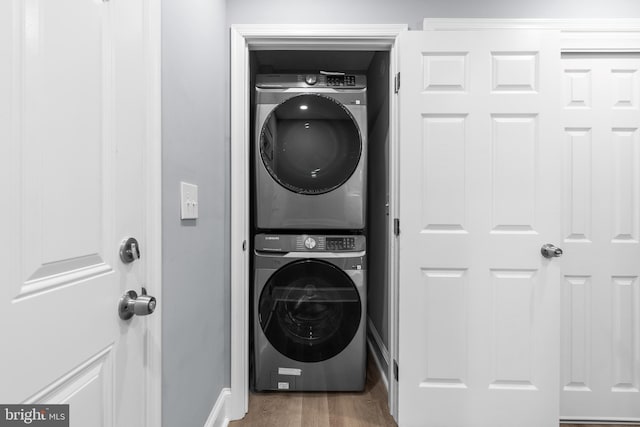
[{"x1": 180, "y1": 182, "x2": 198, "y2": 219}]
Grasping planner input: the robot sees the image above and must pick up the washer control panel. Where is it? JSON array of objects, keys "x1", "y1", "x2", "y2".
[
  {"x1": 255, "y1": 234, "x2": 365, "y2": 253},
  {"x1": 326, "y1": 237, "x2": 356, "y2": 251},
  {"x1": 326, "y1": 74, "x2": 357, "y2": 87}
]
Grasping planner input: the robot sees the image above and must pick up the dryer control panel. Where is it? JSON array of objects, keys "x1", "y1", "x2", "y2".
[{"x1": 255, "y1": 234, "x2": 365, "y2": 253}]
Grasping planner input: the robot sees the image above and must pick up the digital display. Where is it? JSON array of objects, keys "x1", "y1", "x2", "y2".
[
  {"x1": 326, "y1": 237, "x2": 356, "y2": 250},
  {"x1": 326, "y1": 75, "x2": 356, "y2": 87}
]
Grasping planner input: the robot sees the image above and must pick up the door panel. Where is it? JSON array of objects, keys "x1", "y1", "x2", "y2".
[
  {"x1": 0, "y1": 0, "x2": 150, "y2": 425},
  {"x1": 561, "y1": 54, "x2": 640, "y2": 422},
  {"x1": 399, "y1": 30, "x2": 561, "y2": 427}
]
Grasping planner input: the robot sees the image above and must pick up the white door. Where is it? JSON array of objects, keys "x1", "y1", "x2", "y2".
[
  {"x1": 0, "y1": 1, "x2": 155, "y2": 426},
  {"x1": 398, "y1": 30, "x2": 562, "y2": 426},
  {"x1": 561, "y1": 53, "x2": 640, "y2": 422}
]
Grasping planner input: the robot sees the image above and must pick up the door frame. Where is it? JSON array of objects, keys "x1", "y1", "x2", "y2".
[
  {"x1": 144, "y1": 0, "x2": 162, "y2": 425},
  {"x1": 228, "y1": 23, "x2": 407, "y2": 421}
]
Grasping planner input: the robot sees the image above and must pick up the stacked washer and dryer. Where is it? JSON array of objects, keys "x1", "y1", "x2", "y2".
[{"x1": 253, "y1": 73, "x2": 368, "y2": 391}]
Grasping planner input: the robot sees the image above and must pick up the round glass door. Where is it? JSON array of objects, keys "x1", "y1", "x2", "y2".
[
  {"x1": 258, "y1": 259, "x2": 361, "y2": 363},
  {"x1": 259, "y1": 94, "x2": 362, "y2": 195}
]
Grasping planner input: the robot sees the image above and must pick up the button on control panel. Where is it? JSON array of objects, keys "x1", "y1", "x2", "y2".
[
  {"x1": 326, "y1": 75, "x2": 356, "y2": 87},
  {"x1": 304, "y1": 236, "x2": 317, "y2": 250},
  {"x1": 326, "y1": 237, "x2": 356, "y2": 251},
  {"x1": 285, "y1": 235, "x2": 364, "y2": 252}
]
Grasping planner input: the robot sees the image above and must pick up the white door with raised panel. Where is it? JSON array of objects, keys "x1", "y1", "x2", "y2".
[
  {"x1": 561, "y1": 54, "x2": 640, "y2": 422},
  {"x1": 0, "y1": 1, "x2": 155, "y2": 426},
  {"x1": 398, "y1": 29, "x2": 562, "y2": 426}
]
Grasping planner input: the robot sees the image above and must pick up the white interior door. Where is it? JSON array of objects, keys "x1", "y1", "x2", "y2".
[
  {"x1": 560, "y1": 53, "x2": 640, "y2": 422},
  {"x1": 398, "y1": 29, "x2": 562, "y2": 426},
  {"x1": 0, "y1": 1, "x2": 154, "y2": 426}
]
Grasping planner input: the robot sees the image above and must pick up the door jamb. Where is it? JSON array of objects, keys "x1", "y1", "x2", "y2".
[
  {"x1": 228, "y1": 23, "x2": 407, "y2": 422},
  {"x1": 144, "y1": 0, "x2": 162, "y2": 425}
]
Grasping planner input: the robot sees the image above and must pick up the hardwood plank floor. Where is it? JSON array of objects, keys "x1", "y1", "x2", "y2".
[
  {"x1": 229, "y1": 353, "x2": 637, "y2": 427},
  {"x1": 230, "y1": 353, "x2": 397, "y2": 427}
]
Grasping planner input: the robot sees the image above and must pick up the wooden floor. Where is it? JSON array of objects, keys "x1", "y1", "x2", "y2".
[
  {"x1": 229, "y1": 353, "x2": 636, "y2": 427},
  {"x1": 229, "y1": 353, "x2": 397, "y2": 427}
]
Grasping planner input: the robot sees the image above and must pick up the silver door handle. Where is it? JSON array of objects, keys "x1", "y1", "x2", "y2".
[
  {"x1": 119, "y1": 287, "x2": 157, "y2": 320},
  {"x1": 541, "y1": 243, "x2": 563, "y2": 259}
]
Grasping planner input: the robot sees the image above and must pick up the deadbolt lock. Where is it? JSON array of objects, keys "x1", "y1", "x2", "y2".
[{"x1": 119, "y1": 237, "x2": 141, "y2": 264}]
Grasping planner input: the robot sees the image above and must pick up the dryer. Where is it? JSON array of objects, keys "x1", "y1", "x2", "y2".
[
  {"x1": 255, "y1": 74, "x2": 367, "y2": 230},
  {"x1": 253, "y1": 233, "x2": 366, "y2": 391}
]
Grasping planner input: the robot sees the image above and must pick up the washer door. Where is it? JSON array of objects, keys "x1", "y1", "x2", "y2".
[
  {"x1": 259, "y1": 94, "x2": 362, "y2": 195},
  {"x1": 259, "y1": 259, "x2": 361, "y2": 363}
]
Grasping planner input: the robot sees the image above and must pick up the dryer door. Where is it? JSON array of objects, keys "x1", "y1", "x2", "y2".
[
  {"x1": 259, "y1": 259, "x2": 361, "y2": 362},
  {"x1": 259, "y1": 94, "x2": 362, "y2": 195}
]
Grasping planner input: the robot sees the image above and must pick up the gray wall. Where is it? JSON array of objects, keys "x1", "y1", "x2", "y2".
[
  {"x1": 227, "y1": 0, "x2": 640, "y2": 30},
  {"x1": 162, "y1": 0, "x2": 230, "y2": 425}
]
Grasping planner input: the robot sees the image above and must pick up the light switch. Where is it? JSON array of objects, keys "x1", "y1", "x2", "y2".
[{"x1": 180, "y1": 182, "x2": 198, "y2": 220}]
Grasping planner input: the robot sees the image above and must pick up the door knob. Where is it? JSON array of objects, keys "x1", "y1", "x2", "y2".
[
  {"x1": 541, "y1": 243, "x2": 563, "y2": 259},
  {"x1": 119, "y1": 237, "x2": 141, "y2": 264},
  {"x1": 119, "y1": 287, "x2": 157, "y2": 320}
]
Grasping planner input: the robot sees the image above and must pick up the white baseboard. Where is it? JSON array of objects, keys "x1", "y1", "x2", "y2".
[
  {"x1": 560, "y1": 418, "x2": 640, "y2": 425},
  {"x1": 204, "y1": 388, "x2": 231, "y2": 427},
  {"x1": 367, "y1": 317, "x2": 390, "y2": 392}
]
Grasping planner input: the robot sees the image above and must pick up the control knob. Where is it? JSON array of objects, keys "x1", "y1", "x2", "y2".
[
  {"x1": 304, "y1": 237, "x2": 317, "y2": 250},
  {"x1": 305, "y1": 75, "x2": 317, "y2": 85}
]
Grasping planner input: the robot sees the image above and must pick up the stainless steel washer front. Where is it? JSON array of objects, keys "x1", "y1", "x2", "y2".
[{"x1": 253, "y1": 233, "x2": 367, "y2": 391}]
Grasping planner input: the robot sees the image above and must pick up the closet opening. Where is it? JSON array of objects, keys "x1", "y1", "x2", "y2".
[{"x1": 245, "y1": 47, "x2": 393, "y2": 417}]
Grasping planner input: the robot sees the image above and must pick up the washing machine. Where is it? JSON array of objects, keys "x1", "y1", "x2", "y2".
[
  {"x1": 253, "y1": 233, "x2": 366, "y2": 391},
  {"x1": 255, "y1": 73, "x2": 367, "y2": 230}
]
